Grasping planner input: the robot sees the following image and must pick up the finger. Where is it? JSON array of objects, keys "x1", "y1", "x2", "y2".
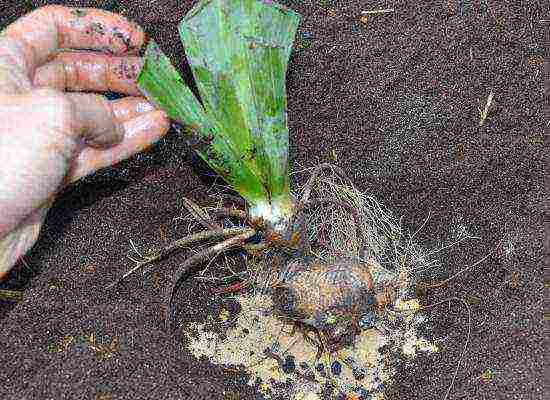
[
  {"x1": 67, "y1": 110, "x2": 170, "y2": 182},
  {"x1": 64, "y1": 92, "x2": 126, "y2": 148},
  {"x1": 1, "y1": 5, "x2": 145, "y2": 77},
  {"x1": 33, "y1": 52, "x2": 143, "y2": 95},
  {"x1": 110, "y1": 97, "x2": 156, "y2": 122},
  {"x1": 70, "y1": 96, "x2": 155, "y2": 143}
]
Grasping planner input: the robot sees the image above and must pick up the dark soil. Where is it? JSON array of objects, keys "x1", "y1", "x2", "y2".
[{"x1": 0, "y1": 1, "x2": 547, "y2": 400}]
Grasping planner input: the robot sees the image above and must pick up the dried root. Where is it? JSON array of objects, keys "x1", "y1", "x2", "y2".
[
  {"x1": 108, "y1": 227, "x2": 252, "y2": 289},
  {"x1": 164, "y1": 228, "x2": 256, "y2": 332}
]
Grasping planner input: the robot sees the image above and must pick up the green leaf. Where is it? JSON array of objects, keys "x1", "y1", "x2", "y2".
[
  {"x1": 138, "y1": 0, "x2": 301, "y2": 230},
  {"x1": 137, "y1": 40, "x2": 269, "y2": 206},
  {"x1": 136, "y1": 40, "x2": 205, "y2": 127}
]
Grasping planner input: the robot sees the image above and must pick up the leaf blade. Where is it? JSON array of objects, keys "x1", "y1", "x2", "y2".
[
  {"x1": 137, "y1": 39, "x2": 269, "y2": 206},
  {"x1": 179, "y1": 0, "x2": 300, "y2": 222}
]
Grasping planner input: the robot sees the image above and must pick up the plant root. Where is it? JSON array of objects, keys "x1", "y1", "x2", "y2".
[
  {"x1": 292, "y1": 197, "x2": 367, "y2": 259},
  {"x1": 181, "y1": 197, "x2": 250, "y2": 229},
  {"x1": 299, "y1": 163, "x2": 347, "y2": 206},
  {"x1": 164, "y1": 228, "x2": 256, "y2": 332},
  {"x1": 180, "y1": 197, "x2": 219, "y2": 230},
  {"x1": 180, "y1": 198, "x2": 261, "y2": 253},
  {"x1": 211, "y1": 207, "x2": 251, "y2": 225},
  {"x1": 418, "y1": 237, "x2": 504, "y2": 290},
  {"x1": 423, "y1": 297, "x2": 472, "y2": 400},
  {"x1": 109, "y1": 227, "x2": 252, "y2": 289}
]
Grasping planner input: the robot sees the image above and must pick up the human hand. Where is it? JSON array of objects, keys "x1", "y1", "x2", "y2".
[{"x1": 0, "y1": 5, "x2": 170, "y2": 277}]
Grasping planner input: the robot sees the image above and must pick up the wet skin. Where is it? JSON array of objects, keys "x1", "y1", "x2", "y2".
[{"x1": 0, "y1": 5, "x2": 170, "y2": 277}]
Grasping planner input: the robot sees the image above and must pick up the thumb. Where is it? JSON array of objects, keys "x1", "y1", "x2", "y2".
[
  {"x1": 0, "y1": 89, "x2": 124, "y2": 239},
  {"x1": 64, "y1": 92, "x2": 125, "y2": 148}
]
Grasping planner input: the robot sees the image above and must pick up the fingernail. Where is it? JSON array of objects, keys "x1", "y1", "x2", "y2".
[{"x1": 135, "y1": 100, "x2": 155, "y2": 113}]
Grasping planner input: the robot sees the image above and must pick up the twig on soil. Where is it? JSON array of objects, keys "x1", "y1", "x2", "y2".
[
  {"x1": 361, "y1": 8, "x2": 395, "y2": 15},
  {"x1": 478, "y1": 92, "x2": 495, "y2": 126},
  {"x1": 0, "y1": 289, "x2": 23, "y2": 302}
]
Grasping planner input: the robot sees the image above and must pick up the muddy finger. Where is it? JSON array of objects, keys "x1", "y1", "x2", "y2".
[
  {"x1": 3, "y1": 5, "x2": 146, "y2": 75},
  {"x1": 33, "y1": 52, "x2": 144, "y2": 95},
  {"x1": 110, "y1": 97, "x2": 156, "y2": 122},
  {"x1": 67, "y1": 110, "x2": 169, "y2": 182}
]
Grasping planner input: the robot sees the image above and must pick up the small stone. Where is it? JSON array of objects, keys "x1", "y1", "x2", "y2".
[
  {"x1": 356, "y1": 388, "x2": 369, "y2": 399},
  {"x1": 365, "y1": 293, "x2": 375, "y2": 306},
  {"x1": 353, "y1": 369, "x2": 366, "y2": 381},
  {"x1": 359, "y1": 312, "x2": 376, "y2": 329},
  {"x1": 223, "y1": 298, "x2": 242, "y2": 315},
  {"x1": 325, "y1": 312, "x2": 337, "y2": 325},
  {"x1": 281, "y1": 355, "x2": 296, "y2": 373},
  {"x1": 258, "y1": 381, "x2": 270, "y2": 395},
  {"x1": 316, "y1": 363, "x2": 326, "y2": 376},
  {"x1": 269, "y1": 342, "x2": 281, "y2": 353},
  {"x1": 47, "y1": 278, "x2": 64, "y2": 290},
  {"x1": 331, "y1": 360, "x2": 342, "y2": 376},
  {"x1": 481, "y1": 368, "x2": 496, "y2": 383},
  {"x1": 223, "y1": 391, "x2": 240, "y2": 400},
  {"x1": 82, "y1": 264, "x2": 97, "y2": 273},
  {"x1": 218, "y1": 308, "x2": 230, "y2": 322}
]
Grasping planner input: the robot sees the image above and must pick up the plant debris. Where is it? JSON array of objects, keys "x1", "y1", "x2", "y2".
[
  {"x1": 361, "y1": 9, "x2": 395, "y2": 15},
  {"x1": 0, "y1": 289, "x2": 23, "y2": 302},
  {"x1": 478, "y1": 92, "x2": 495, "y2": 126},
  {"x1": 359, "y1": 8, "x2": 395, "y2": 26}
]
